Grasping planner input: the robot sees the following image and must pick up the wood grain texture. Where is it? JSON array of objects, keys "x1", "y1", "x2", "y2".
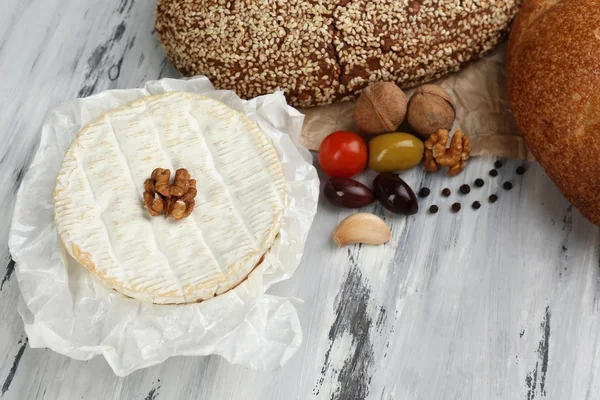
[{"x1": 2, "y1": 0, "x2": 600, "y2": 399}]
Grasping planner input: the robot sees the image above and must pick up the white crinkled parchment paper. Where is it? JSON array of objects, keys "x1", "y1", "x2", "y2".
[{"x1": 8, "y1": 76, "x2": 319, "y2": 376}]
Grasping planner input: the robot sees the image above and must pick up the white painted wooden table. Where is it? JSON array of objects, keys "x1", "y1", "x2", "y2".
[{"x1": 2, "y1": 1, "x2": 600, "y2": 399}]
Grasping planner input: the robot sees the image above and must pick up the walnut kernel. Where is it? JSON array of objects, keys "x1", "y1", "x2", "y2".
[
  {"x1": 143, "y1": 168, "x2": 197, "y2": 219},
  {"x1": 423, "y1": 129, "x2": 471, "y2": 177}
]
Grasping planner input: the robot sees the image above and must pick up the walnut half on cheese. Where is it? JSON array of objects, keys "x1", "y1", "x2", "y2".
[
  {"x1": 143, "y1": 167, "x2": 197, "y2": 220},
  {"x1": 53, "y1": 92, "x2": 287, "y2": 304}
]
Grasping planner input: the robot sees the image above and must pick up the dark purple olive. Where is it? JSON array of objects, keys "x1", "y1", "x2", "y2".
[
  {"x1": 373, "y1": 173, "x2": 418, "y2": 215},
  {"x1": 323, "y1": 178, "x2": 374, "y2": 209}
]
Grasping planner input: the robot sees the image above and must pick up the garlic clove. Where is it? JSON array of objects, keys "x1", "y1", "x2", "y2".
[{"x1": 332, "y1": 213, "x2": 392, "y2": 248}]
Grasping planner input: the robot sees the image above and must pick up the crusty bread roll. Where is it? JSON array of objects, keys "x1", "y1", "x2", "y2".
[
  {"x1": 156, "y1": 0, "x2": 521, "y2": 107},
  {"x1": 507, "y1": 0, "x2": 600, "y2": 225}
]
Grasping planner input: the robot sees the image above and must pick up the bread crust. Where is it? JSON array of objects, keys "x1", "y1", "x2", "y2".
[
  {"x1": 156, "y1": 0, "x2": 522, "y2": 107},
  {"x1": 507, "y1": 0, "x2": 600, "y2": 225}
]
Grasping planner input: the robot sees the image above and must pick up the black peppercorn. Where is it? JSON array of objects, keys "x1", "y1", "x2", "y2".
[
  {"x1": 474, "y1": 179, "x2": 484, "y2": 188},
  {"x1": 459, "y1": 184, "x2": 471, "y2": 194},
  {"x1": 472, "y1": 201, "x2": 481, "y2": 210},
  {"x1": 489, "y1": 169, "x2": 498, "y2": 177},
  {"x1": 442, "y1": 188, "x2": 451, "y2": 197},
  {"x1": 494, "y1": 160, "x2": 503, "y2": 168},
  {"x1": 503, "y1": 181, "x2": 513, "y2": 190},
  {"x1": 451, "y1": 203, "x2": 461, "y2": 212},
  {"x1": 429, "y1": 205, "x2": 439, "y2": 214},
  {"x1": 419, "y1": 187, "x2": 431, "y2": 198},
  {"x1": 516, "y1": 166, "x2": 526, "y2": 175},
  {"x1": 489, "y1": 194, "x2": 498, "y2": 203}
]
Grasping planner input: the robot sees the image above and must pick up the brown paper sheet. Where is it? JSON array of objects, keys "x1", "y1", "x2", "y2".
[{"x1": 298, "y1": 42, "x2": 535, "y2": 161}]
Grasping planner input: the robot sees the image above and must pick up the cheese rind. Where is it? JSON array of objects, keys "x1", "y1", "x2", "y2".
[{"x1": 54, "y1": 92, "x2": 286, "y2": 304}]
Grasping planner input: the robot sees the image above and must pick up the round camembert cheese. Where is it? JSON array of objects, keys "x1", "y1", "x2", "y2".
[{"x1": 54, "y1": 92, "x2": 287, "y2": 304}]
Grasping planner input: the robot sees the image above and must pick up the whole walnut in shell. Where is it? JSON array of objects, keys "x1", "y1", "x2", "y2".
[
  {"x1": 353, "y1": 82, "x2": 408, "y2": 135},
  {"x1": 407, "y1": 85, "x2": 456, "y2": 139}
]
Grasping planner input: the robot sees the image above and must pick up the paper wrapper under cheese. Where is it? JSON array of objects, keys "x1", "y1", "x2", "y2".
[
  {"x1": 299, "y1": 42, "x2": 535, "y2": 161},
  {"x1": 9, "y1": 77, "x2": 319, "y2": 376}
]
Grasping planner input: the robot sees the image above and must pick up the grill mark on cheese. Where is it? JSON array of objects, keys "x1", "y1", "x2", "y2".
[
  {"x1": 143, "y1": 101, "x2": 217, "y2": 291},
  {"x1": 187, "y1": 103, "x2": 260, "y2": 249},
  {"x1": 104, "y1": 117, "x2": 178, "y2": 292},
  {"x1": 127, "y1": 99, "x2": 223, "y2": 291},
  {"x1": 186, "y1": 213, "x2": 226, "y2": 286},
  {"x1": 173, "y1": 100, "x2": 257, "y2": 266},
  {"x1": 143, "y1": 101, "x2": 176, "y2": 173},
  {"x1": 174, "y1": 102, "x2": 225, "y2": 280},
  {"x1": 80, "y1": 118, "x2": 185, "y2": 295},
  {"x1": 72, "y1": 142, "x2": 125, "y2": 283},
  {"x1": 105, "y1": 112, "x2": 187, "y2": 295}
]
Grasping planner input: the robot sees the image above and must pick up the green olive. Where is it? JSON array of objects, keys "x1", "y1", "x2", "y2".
[{"x1": 368, "y1": 133, "x2": 424, "y2": 172}]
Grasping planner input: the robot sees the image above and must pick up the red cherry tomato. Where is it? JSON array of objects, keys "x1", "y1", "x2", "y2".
[{"x1": 318, "y1": 131, "x2": 367, "y2": 178}]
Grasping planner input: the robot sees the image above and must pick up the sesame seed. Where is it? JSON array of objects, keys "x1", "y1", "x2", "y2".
[{"x1": 155, "y1": 0, "x2": 520, "y2": 107}]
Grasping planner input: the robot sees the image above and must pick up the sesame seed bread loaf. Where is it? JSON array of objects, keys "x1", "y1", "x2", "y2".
[
  {"x1": 507, "y1": 0, "x2": 600, "y2": 225},
  {"x1": 155, "y1": 0, "x2": 521, "y2": 107}
]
